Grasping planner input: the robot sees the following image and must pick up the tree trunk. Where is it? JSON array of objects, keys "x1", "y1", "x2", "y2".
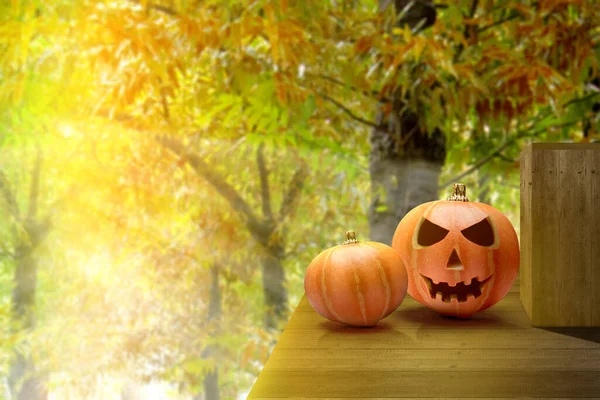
[
  {"x1": 478, "y1": 173, "x2": 492, "y2": 204},
  {"x1": 157, "y1": 138, "x2": 299, "y2": 334},
  {"x1": 368, "y1": 0, "x2": 444, "y2": 244},
  {"x1": 8, "y1": 148, "x2": 50, "y2": 400},
  {"x1": 197, "y1": 263, "x2": 222, "y2": 400},
  {"x1": 261, "y1": 244, "x2": 287, "y2": 331},
  {"x1": 120, "y1": 381, "x2": 144, "y2": 400},
  {"x1": 368, "y1": 155, "x2": 444, "y2": 244},
  {"x1": 9, "y1": 227, "x2": 48, "y2": 400}
]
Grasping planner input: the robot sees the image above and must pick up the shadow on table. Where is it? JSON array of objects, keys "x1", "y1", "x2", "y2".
[
  {"x1": 392, "y1": 303, "x2": 527, "y2": 330},
  {"x1": 540, "y1": 327, "x2": 600, "y2": 344},
  {"x1": 315, "y1": 320, "x2": 416, "y2": 346}
]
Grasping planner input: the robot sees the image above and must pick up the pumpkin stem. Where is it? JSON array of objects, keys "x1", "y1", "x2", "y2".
[
  {"x1": 448, "y1": 183, "x2": 469, "y2": 202},
  {"x1": 342, "y1": 230, "x2": 359, "y2": 245}
]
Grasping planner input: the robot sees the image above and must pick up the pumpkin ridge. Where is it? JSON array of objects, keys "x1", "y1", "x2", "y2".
[
  {"x1": 364, "y1": 243, "x2": 393, "y2": 320},
  {"x1": 375, "y1": 253, "x2": 392, "y2": 320},
  {"x1": 321, "y1": 247, "x2": 342, "y2": 323},
  {"x1": 353, "y1": 270, "x2": 368, "y2": 326}
]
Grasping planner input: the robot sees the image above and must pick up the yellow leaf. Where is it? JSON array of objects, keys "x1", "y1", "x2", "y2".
[
  {"x1": 12, "y1": 72, "x2": 26, "y2": 104},
  {"x1": 241, "y1": 340, "x2": 256, "y2": 368},
  {"x1": 259, "y1": 344, "x2": 269, "y2": 364},
  {"x1": 413, "y1": 38, "x2": 425, "y2": 61},
  {"x1": 354, "y1": 36, "x2": 373, "y2": 56}
]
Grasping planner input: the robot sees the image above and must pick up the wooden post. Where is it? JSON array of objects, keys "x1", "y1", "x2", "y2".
[{"x1": 520, "y1": 143, "x2": 600, "y2": 327}]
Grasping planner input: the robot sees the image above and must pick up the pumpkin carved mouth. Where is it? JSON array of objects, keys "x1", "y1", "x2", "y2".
[{"x1": 420, "y1": 274, "x2": 493, "y2": 303}]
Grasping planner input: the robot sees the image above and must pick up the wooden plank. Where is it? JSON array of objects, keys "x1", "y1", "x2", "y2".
[
  {"x1": 252, "y1": 397, "x2": 583, "y2": 400},
  {"x1": 531, "y1": 148, "x2": 560, "y2": 326},
  {"x1": 275, "y1": 328, "x2": 600, "y2": 350},
  {"x1": 248, "y1": 371, "x2": 600, "y2": 398},
  {"x1": 555, "y1": 149, "x2": 593, "y2": 325},
  {"x1": 520, "y1": 144, "x2": 533, "y2": 319},
  {"x1": 263, "y1": 348, "x2": 600, "y2": 372},
  {"x1": 590, "y1": 149, "x2": 600, "y2": 326},
  {"x1": 522, "y1": 145, "x2": 600, "y2": 327}
]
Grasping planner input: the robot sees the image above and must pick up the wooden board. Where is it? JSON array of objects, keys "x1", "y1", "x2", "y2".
[
  {"x1": 590, "y1": 148, "x2": 600, "y2": 326},
  {"x1": 263, "y1": 348, "x2": 600, "y2": 371},
  {"x1": 250, "y1": 371, "x2": 600, "y2": 398},
  {"x1": 519, "y1": 144, "x2": 533, "y2": 319},
  {"x1": 249, "y1": 284, "x2": 600, "y2": 398},
  {"x1": 520, "y1": 143, "x2": 600, "y2": 327},
  {"x1": 251, "y1": 398, "x2": 584, "y2": 400}
]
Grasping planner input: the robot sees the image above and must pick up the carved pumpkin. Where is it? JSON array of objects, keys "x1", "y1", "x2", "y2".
[
  {"x1": 304, "y1": 231, "x2": 408, "y2": 327},
  {"x1": 391, "y1": 183, "x2": 520, "y2": 318}
]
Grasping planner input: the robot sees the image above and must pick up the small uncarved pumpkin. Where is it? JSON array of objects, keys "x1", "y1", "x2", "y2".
[
  {"x1": 391, "y1": 183, "x2": 520, "y2": 318},
  {"x1": 304, "y1": 231, "x2": 408, "y2": 327}
]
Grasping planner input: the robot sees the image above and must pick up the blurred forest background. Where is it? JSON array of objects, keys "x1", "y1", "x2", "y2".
[{"x1": 0, "y1": 0, "x2": 599, "y2": 399}]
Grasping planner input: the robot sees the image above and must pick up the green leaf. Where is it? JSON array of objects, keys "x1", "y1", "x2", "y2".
[
  {"x1": 181, "y1": 357, "x2": 215, "y2": 376},
  {"x1": 446, "y1": 5, "x2": 464, "y2": 26},
  {"x1": 299, "y1": 94, "x2": 317, "y2": 123},
  {"x1": 375, "y1": 204, "x2": 388, "y2": 212}
]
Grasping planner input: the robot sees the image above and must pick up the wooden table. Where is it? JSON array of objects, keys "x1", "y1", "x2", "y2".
[{"x1": 248, "y1": 281, "x2": 600, "y2": 398}]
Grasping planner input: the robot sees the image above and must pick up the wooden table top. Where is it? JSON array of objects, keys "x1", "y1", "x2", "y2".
[{"x1": 248, "y1": 281, "x2": 600, "y2": 399}]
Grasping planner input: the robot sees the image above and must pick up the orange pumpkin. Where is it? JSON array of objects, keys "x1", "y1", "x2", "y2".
[
  {"x1": 304, "y1": 231, "x2": 408, "y2": 327},
  {"x1": 391, "y1": 183, "x2": 520, "y2": 318}
]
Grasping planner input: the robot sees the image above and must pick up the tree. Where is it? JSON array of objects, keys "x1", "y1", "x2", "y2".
[
  {"x1": 158, "y1": 138, "x2": 309, "y2": 331},
  {"x1": 4, "y1": 148, "x2": 51, "y2": 400},
  {"x1": 365, "y1": 0, "x2": 599, "y2": 244}
]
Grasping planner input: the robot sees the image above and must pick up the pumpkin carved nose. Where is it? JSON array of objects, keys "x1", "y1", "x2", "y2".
[{"x1": 446, "y1": 249, "x2": 463, "y2": 270}]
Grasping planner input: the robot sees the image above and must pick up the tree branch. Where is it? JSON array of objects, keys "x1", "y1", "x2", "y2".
[
  {"x1": 478, "y1": 12, "x2": 520, "y2": 33},
  {"x1": 26, "y1": 144, "x2": 42, "y2": 222},
  {"x1": 31, "y1": 213, "x2": 53, "y2": 249},
  {"x1": 468, "y1": 0, "x2": 479, "y2": 19},
  {"x1": 453, "y1": 0, "x2": 479, "y2": 63},
  {"x1": 128, "y1": 0, "x2": 177, "y2": 16},
  {"x1": 156, "y1": 136, "x2": 269, "y2": 243},
  {"x1": 278, "y1": 160, "x2": 309, "y2": 223},
  {"x1": 307, "y1": 73, "x2": 392, "y2": 103},
  {"x1": 439, "y1": 140, "x2": 514, "y2": 189},
  {"x1": 495, "y1": 152, "x2": 516, "y2": 163},
  {"x1": 565, "y1": 92, "x2": 600, "y2": 107},
  {"x1": 315, "y1": 91, "x2": 381, "y2": 129},
  {"x1": 437, "y1": 113, "x2": 580, "y2": 189},
  {"x1": 0, "y1": 169, "x2": 19, "y2": 220},
  {"x1": 256, "y1": 143, "x2": 273, "y2": 221}
]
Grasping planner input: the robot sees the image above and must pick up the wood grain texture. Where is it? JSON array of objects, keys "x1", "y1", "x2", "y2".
[
  {"x1": 520, "y1": 143, "x2": 600, "y2": 327},
  {"x1": 264, "y1": 348, "x2": 600, "y2": 371},
  {"x1": 520, "y1": 144, "x2": 533, "y2": 320},
  {"x1": 590, "y1": 148, "x2": 600, "y2": 326},
  {"x1": 250, "y1": 371, "x2": 600, "y2": 398},
  {"x1": 249, "y1": 284, "x2": 600, "y2": 398}
]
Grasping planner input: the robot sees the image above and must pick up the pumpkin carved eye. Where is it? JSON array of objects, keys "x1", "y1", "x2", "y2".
[
  {"x1": 461, "y1": 217, "x2": 495, "y2": 247},
  {"x1": 417, "y1": 218, "x2": 449, "y2": 246}
]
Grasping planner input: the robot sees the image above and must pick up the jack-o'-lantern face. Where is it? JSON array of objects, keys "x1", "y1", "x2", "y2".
[{"x1": 391, "y1": 184, "x2": 520, "y2": 318}]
